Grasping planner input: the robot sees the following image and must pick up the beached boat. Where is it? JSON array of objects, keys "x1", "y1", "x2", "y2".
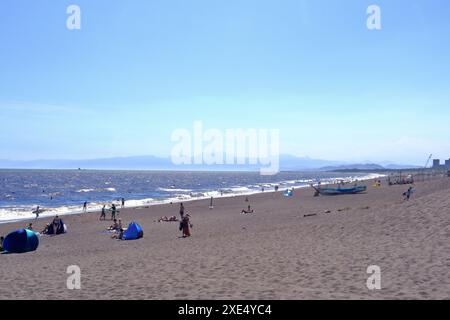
[{"x1": 311, "y1": 185, "x2": 367, "y2": 196}]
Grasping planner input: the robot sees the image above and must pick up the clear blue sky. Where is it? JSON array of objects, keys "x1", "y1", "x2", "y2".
[{"x1": 1, "y1": 0, "x2": 449, "y2": 165}]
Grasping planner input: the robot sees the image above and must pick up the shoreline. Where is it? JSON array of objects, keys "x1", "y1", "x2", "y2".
[{"x1": 0, "y1": 172, "x2": 386, "y2": 224}]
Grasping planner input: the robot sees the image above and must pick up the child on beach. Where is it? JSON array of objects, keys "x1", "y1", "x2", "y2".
[
  {"x1": 403, "y1": 187, "x2": 414, "y2": 201},
  {"x1": 41, "y1": 224, "x2": 50, "y2": 234},
  {"x1": 112, "y1": 228, "x2": 124, "y2": 240}
]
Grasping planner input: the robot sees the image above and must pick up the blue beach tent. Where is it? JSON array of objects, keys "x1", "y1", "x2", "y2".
[
  {"x1": 3, "y1": 229, "x2": 39, "y2": 253},
  {"x1": 122, "y1": 222, "x2": 143, "y2": 241},
  {"x1": 284, "y1": 189, "x2": 294, "y2": 197}
]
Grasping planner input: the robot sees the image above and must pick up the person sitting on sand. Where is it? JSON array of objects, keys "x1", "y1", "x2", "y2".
[
  {"x1": 41, "y1": 224, "x2": 50, "y2": 234},
  {"x1": 111, "y1": 227, "x2": 124, "y2": 240},
  {"x1": 158, "y1": 216, "x2": 178, "y2": 222},
  {"x1": 241, "y1": 205, "x2": 254, "y2": 214},
  {"x1": 108, "y1": 219, "x2": 119, "y2": 231},
  {"x1": 179, "y1": 214, "x2": 193, "y2": 238},
  {"x1": 25, "y1": 223, "x2": 33, "y2": 230},
  {"x1": 52, "y1": 215, "x2": 61, "y2": 235},
  {"x1": 0, "y1": 236, "x2": 4, "y2": 252}
]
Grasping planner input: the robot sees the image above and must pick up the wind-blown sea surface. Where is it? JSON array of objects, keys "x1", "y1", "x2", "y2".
[{"x1": 0, "y1": 170, "x2": 384, "y2": 223}]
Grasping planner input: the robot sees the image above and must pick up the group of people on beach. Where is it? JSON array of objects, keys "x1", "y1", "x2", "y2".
[
  {"x1": 100, "y1": 203, "x2": 119, "y2": 221},
  {"x1": 107, "y1": 218, "x2": 125, "y2": 239}
]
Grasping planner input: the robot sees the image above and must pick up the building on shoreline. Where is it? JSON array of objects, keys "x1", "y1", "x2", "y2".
[{"x1": 432, "y1": 158, "x2": 450, "y2": 169}]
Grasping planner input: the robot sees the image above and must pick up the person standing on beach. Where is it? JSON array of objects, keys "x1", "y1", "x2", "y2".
[
  {"x1": 180, "y1": 214, "x2": 192, "y2": 238},
  {"x1": 111, "y1": 204, "x2": 117, "y2": 220},
  {"x1": 83, "y1": 201, "x2": 88, "y2": 213},
  {"x1": 121, "y1": 198, "x2": 125, "y2": 208},
  {"x1": 179, "y1": 203, "x2": 185, "y2": 219},
  {"x1": 0, "y1": 236, "x2": 4, "y2": 252},
  {"x1": 100, "y1": 205, "x2": 106, "y2": 220}
]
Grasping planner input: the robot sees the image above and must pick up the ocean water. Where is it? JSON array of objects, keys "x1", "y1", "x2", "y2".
[{"x1": 0, "y1": 169, "x2": 382, "y2": 222}]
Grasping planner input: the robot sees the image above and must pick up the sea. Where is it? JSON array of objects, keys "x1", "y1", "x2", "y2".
[{"x1": 0, "y1": 169, "x2": 383, "y2": 223}]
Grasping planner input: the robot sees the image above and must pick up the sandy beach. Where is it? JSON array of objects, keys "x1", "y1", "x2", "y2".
[{"x1": 1, "y1": 176, "x2": 450, "y2": 300}]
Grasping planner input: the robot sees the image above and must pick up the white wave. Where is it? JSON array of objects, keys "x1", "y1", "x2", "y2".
[
  {"x1": 76, "y1": 187, "x2": 116, "y2": 193},
  {"x1": 157, "y1": 187, "x2": 193, "y2": 193},
  {"x1": 76, "y1": 188, "x2": 95, "y2": 193}
]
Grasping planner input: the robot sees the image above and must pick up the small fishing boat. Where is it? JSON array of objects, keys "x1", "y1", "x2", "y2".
[{"x1": 311, "y1": 185, "x2": 367, "y2": 196}]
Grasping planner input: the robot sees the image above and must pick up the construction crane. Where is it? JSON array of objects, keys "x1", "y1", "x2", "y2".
[{"x1": 424, "y1": 154, "x2": 433, "y2": 169}]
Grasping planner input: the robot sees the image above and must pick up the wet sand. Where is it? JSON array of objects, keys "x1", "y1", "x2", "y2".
[{"x1": 1, "y1": 177, "x2": 450, "y2": 300}]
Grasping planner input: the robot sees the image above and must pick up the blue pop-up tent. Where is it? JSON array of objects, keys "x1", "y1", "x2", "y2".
[
  {"x1": 122, "y1": 222, "x2": 143, "y2": 240},
  {"x1": 284, "y1": 189, "x2": 294, "y2": 197},
  {"x1": 3, "y1": 229, "x2": 39, "y2": 253}
]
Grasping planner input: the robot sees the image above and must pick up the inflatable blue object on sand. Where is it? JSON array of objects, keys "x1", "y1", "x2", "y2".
[
  {"x1": 3, "y1": 229, "x2": 39, "y2": 253},
  {"x1": 122, "y1": 222, "x2": 143, "y2": 240}
]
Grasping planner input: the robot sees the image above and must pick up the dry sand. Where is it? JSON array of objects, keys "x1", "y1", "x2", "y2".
[{"x1": 1, "y1": 177, "x2": 450, "y2": 300}]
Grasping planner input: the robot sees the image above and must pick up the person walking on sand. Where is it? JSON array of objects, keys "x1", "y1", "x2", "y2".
[
  {"x1": 34, "y1": 206, "x2": 40, "y2": 219},
  {"x1": 179, "y1": 214, "x2": 192, "y2": 238},
  {"x1": 179, "y1": 203, "x2": 185, "y2": 219},
  {"x1": 121, "y1": 198, "x2": 125, "y2": 208},
  {"x1": 403, "y1": 186, "x2": 414, "y2": 201},
  {"x1": 100, "y1": 205, "x2": 106, "y2": 220},
  {"x1": 83, "y1": 201, "x2": 88, "y2": 213}
]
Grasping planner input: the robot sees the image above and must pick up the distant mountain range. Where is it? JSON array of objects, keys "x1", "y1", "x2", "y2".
[{"x1": 0, "y1": 155, "x2": 421, "y2": 171}]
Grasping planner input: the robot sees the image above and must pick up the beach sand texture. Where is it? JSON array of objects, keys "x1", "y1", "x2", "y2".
[{"x1": 1, "y1": 178, "x2": 450, "y2": 300}]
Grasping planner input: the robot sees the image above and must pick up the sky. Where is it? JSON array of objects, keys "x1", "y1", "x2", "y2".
[{"x1": 0, "y1": 0, "x2": 449, "y2": 165}]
